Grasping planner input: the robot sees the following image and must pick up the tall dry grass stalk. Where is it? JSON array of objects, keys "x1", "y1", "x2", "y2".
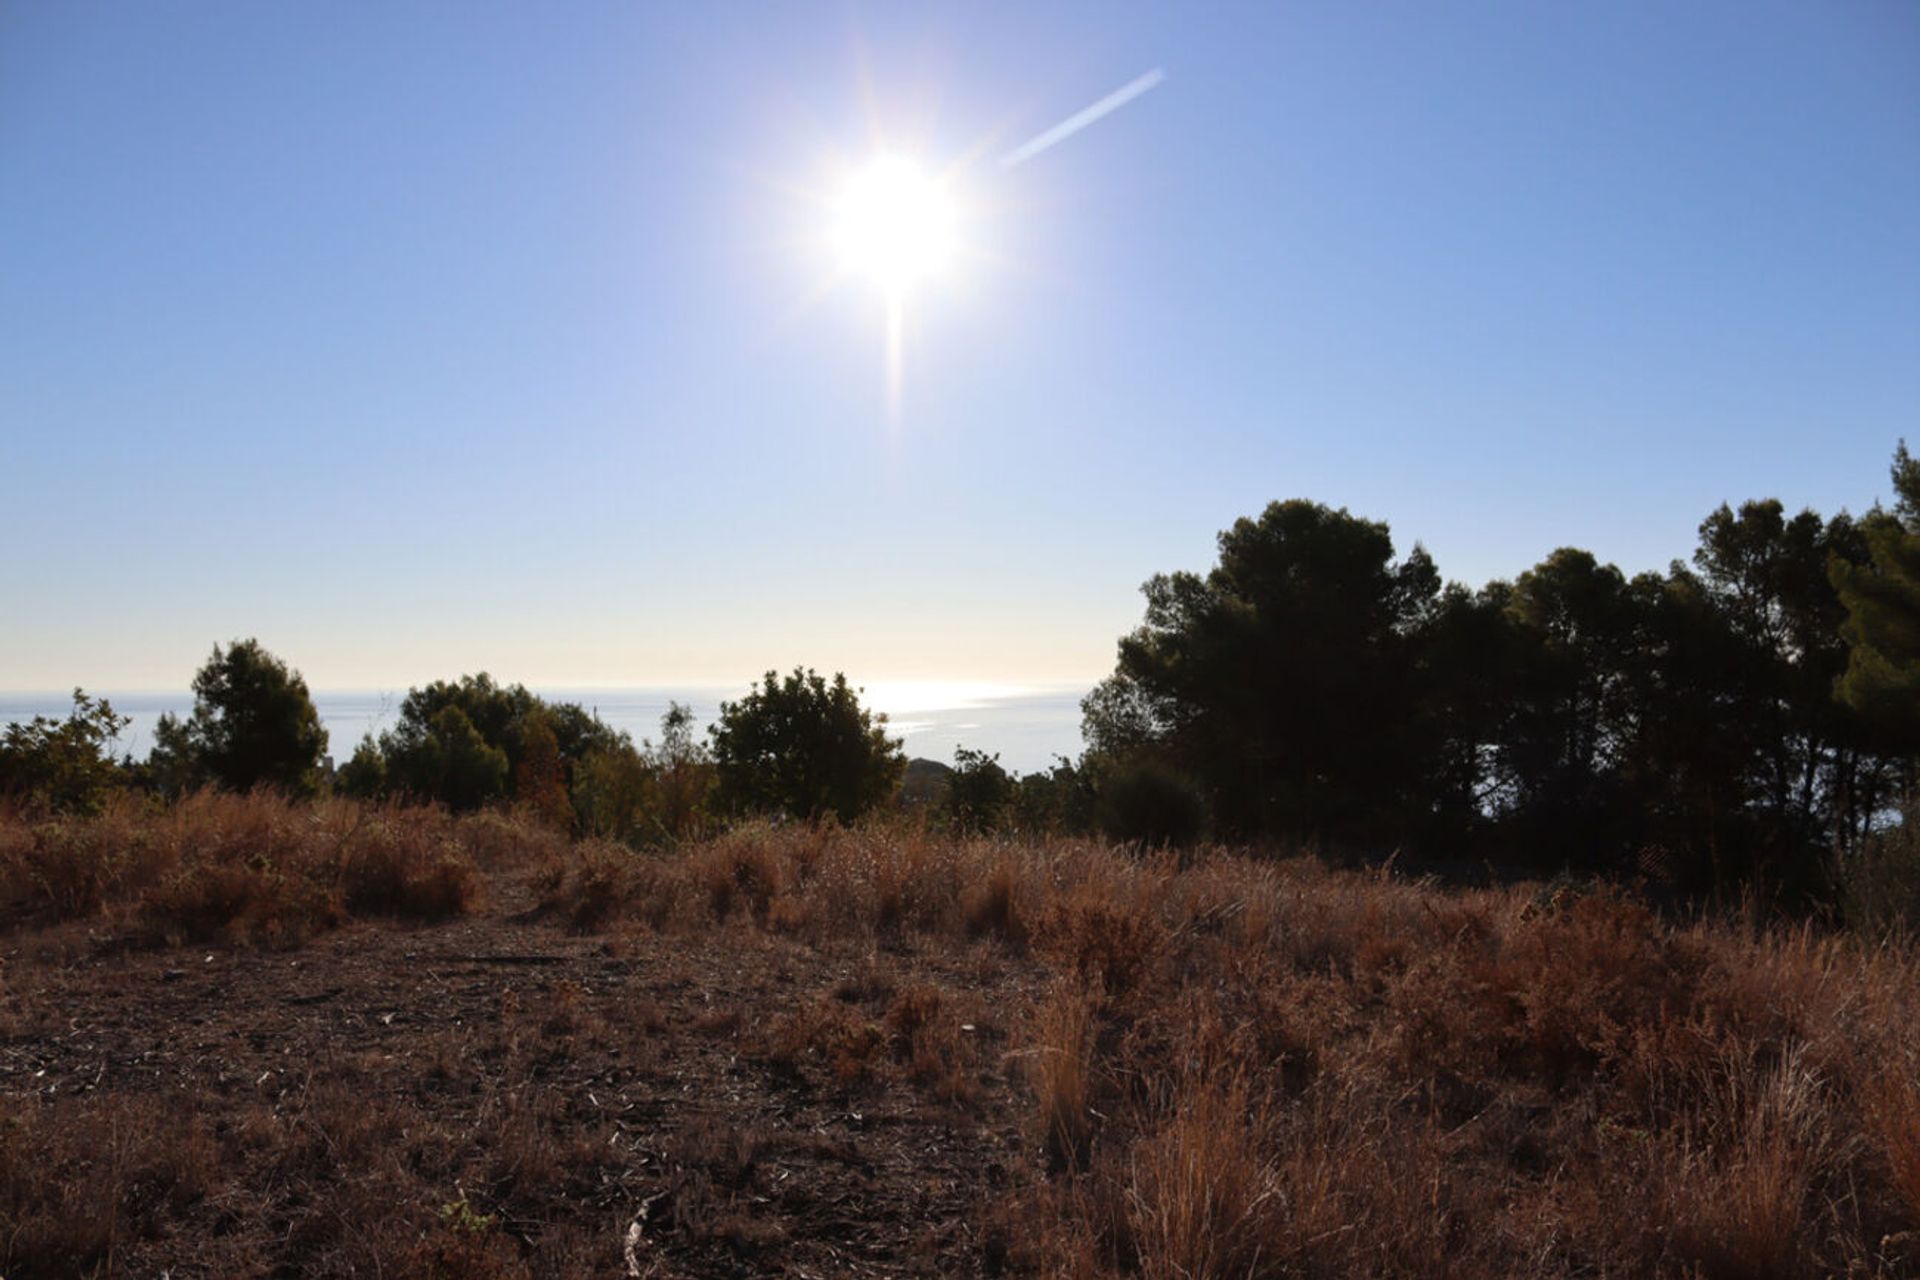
[
  {"x1": 1030, "y1": 980, "x2": 1097, "y2": 1174},
  {"x1": 1122, "y1": 1070, "x2": 1280, "y2": 1280}
]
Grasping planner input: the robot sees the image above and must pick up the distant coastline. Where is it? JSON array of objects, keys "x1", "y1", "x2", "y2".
[{"x1": 0, "y1": 684, "x2": 1091, "y2": 777}]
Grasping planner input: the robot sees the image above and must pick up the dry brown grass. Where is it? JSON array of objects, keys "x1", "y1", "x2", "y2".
[
  {"x1": 531, "y1": 819, "x2": 1920, "y2": 1275},
  {"x1": 5, "y1": 799, "x2": 1919, "y2": 1275},
  {"x1": 1119, "y1": 1069, "x2": 1280, "y2": 1280},
  {"x1": 0, "y1": 791, "x2": 487, "y2": 945},
  {"x1": 0, "y1": 1091, "x2": 220, "y2": 1276},
  {"x1": 1029, "y1": 980, "x2": 1096, "y2": 1173}
]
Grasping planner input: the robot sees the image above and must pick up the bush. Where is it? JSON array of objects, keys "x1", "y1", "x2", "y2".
[
  {"x1": 0, "y1": 688, "x2": 130, "y2": 813},
  {"x1": 149, "y1": 639, "x2": 328, "y2": 796},
  {"x1": 572, "y1": 704, "x2": 715, "y2": 846},
  {"x1": 710, "y1": 668, "x2": 904, "y2": 823},
  {"x1": 1096, "y1": 756, "x2": 1207, "y2": 849},
  {"x1": 943, "y1": 747, "x2": 1013, "y2": 833},
  {"x1": 1836, "y1": 793, "x2": 1920, "y2": 939},
  {"x1": 372, "y1": 673, "x2": 629, "y2": 811},
  {"x1": 393, "y1": 707, "x2": 510, "y2": 813},
  {"x1": 1008, "y1": 756, "x2": 1096, "y2": 836},
  {"x1": 338, "y1": 820, "x2": 481, "y2": 921},
  {"x1": 514, "y1": 709, "x2": 571, "y2": 830},
  {"x1": 335, "y1": 734, "x2": 387, "y2": 798},
  {"x1": 0, "y1": 791, "x2": 485, "y2": 944},
  {"x1": 644, "y1": 702, "x2": 715, "y2": 841},
  {"x1": 572, "y1": 741, "x2": 653, "y2": 843}
]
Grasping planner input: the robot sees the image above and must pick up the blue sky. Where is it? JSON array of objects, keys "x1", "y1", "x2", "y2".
[{"x1": 3, "y1": 2, "x2": 1916, "y2": 692}]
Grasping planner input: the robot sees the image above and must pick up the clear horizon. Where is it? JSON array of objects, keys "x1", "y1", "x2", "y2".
[{"x1": 4, "y1": 3, "x2": 1916, "y2": 691}]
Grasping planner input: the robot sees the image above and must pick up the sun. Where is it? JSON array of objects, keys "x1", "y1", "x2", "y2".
[{"x1": 831, "y1": 156, "x2": 957, "y2": 297}]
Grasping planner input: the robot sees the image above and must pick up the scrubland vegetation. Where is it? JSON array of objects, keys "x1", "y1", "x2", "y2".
[
  {"x1": 12, "y1": 446, "x2": 1920, "y2": 913},
  {"x1": 3, "y1": 794, "x2": 1918, "y2": 1277},
  {"x1": 4, "y1": 445, "x2": 1919, "y2": 1274}
]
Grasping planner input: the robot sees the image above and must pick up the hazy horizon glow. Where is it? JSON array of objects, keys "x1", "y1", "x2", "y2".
[{"x1": 3, "y1": 4, "x2": 1916, "y2": 696}]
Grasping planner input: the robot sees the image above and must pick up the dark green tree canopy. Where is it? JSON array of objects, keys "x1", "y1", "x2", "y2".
[
  {"x1": 0, "y1": 688, "x2": 130, "y2": 813},
  {"x1": 710, "y1": 668, "x2": 904, "y2": 823},
  {"x1": 413, "y1": 705, "x2": 510, "y2": 813},
  {"x1": 943, "y1": 747, "x2": 1014, "y2": 834},
  {"x1": 1081, "y1": 481, "x2": 1903, "y2": 894},
  {"x1": 1083, "y1": 499, "x2": 1441, "y2": 843},
  {"x1": 336, "y1": 733, "x2": 388, "y2": 800},
  {"x1": 1833, "y1": 443, "x2": 1920, "y2": 741},
  {"x1": 368, "y1": 672, "x2": 628, "y2": 810},
  {"x1": 151, "y1": 639, "x2": 328, "y2": 795}
]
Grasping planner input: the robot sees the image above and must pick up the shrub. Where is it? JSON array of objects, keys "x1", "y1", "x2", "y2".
[
  {"x1": 542, "y1": 840, "x2": 675, "y2": 931},
  {"x1": 513, "y1": 709, "x2": 572, "y2": 831},
  {"x1": 149, "y1": 639, "x2": 329, "y2": 796},
  {"x1": 0, "y1": 689, "x2": 130, "y2": 813},
  {"x1": 643, "y1": 701, "x2": 715, "y2": 841},
  {"x1": 1095, "y1": 756, "x2": 1207, "y2": 849},
  {"x1": 338, "y1": 819, "x2": 481, "y2": 920},
  {"x1": 944, "y1": 747, "x2": 1014, "y2": 833},
  {"x1": 391, "y1": 706, "x2": 509, "y2": 812},
  {"x1": 0, "y1": 791, "x2": 485, "y2": 944},
  {"x1": 571, "y1": 740, "x2": 652, "y2": 843},
  {"x1": 1122, "y1": 1071, "x2": 1280, "y2": 1280},
  {"x1": 710, "y1": 668, "x2": 904, "y2": 823},
  {"x1": 1835, "y1": 795, "x2": 1920, "y2": 939},
  {"x1": 1009, "y1": 755, "x2": 1096, "y2": 836},
  {"x1": 963, "y1": 856, "x2": 1027, "y2": 945},
  {"x1": 573, "y1": 704, "x2": 716, "y2": 846},
  {"x1": 334, "y1": 733, "x2": 387, "y2": 799},
  {"x1": 374, "y1": 672, "x2": 629, "y2": 811}
]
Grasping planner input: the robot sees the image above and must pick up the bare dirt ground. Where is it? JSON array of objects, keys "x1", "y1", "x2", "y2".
[{"x1": 1, "y1": 873, "x2": 1046, "y2": 1278}]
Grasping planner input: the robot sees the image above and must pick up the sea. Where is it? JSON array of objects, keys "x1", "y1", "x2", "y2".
[{"x1": 0, "y1": 682, "x2": 1091, "y2": 777}]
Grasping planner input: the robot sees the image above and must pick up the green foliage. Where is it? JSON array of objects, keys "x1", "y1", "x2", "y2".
[
  {"x1": 335, "y1": 734, "x2": 387, "y2": 799},
  {"x1": 149, "y1": 640, "x2": 328, "y2": 796},
  {"x1": 644, "y1": 701, "x2": 714, "y2": 841},
  {"x1": 0, "y1": 689, "x2": 130, "y2": 813},
  {"x1": 379, "y1": 675, "x2": 533, "y2": 805},
  {"x1": 513, "y1": 708, "x2": 571, "y2": 830},
  {"x1": 571, "y1": 703, "x2": 714, "y2": 845},
  {"x1": 1084, "y1": 478, "x2": 1905, "y2": 899},
  {"x1": 1437, "y1": 508, "x2": 1890, "y2": 890},
  {"x1": 1413, "y1": 581, "x2": 1517, "y2": 849},
  {"x1": 408, "y1": 707, "x2": 509, "y2": 813},
  {"x1": 1488, "y1": 548, "x2": 1645, "y2": 863},
  {"x1": 362, "y1": 672, "x2": 628, "y2": 812},
  {"x1": 1834, "y1": 790, "x2": 1920, "y2": 940},
  {"x1": 915, "y1": 751, "x2": 1096, "y2": 837},
  {"x1": 1083, "y1": 499, "x2": 1440, "y2": 844},
  {"x1": 944, "y1": 747, "x2": 1014, "y2": 834},
  {"x1": 1685, "y1": 499, "x2": 1880, "y2": 886},
  {"x1": 710, "y1": 668, "x2": 904, "y2": 823},
  {"x1": 1832, "y1": 443, "x2": 1920, "y2": 745},
  {"x1": 437, "y1": 1195, "x2": 496, "y2": 1236},
  {"x1": 572, "y1": 739, "x2": 653, "y2": 843},
  {"x1": 1009, "y1": 756, "x2": 1097, "y2": 836},
  {"x1": 1094, "y1": 755, "x2": 1207, "y2": 849}
]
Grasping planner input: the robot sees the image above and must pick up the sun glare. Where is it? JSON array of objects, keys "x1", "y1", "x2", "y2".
[{"x1": 832, "y1": 156, "x2": 957, "y2": 297}]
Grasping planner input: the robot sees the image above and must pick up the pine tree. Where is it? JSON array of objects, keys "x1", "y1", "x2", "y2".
[{"x1": 1832, "y1": 445, "x2": 1920, "y2": 744}]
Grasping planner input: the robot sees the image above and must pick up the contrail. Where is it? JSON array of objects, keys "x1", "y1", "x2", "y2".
[{"x1": 999, "y1": 68, "x2": 1165, "y2": 168}]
